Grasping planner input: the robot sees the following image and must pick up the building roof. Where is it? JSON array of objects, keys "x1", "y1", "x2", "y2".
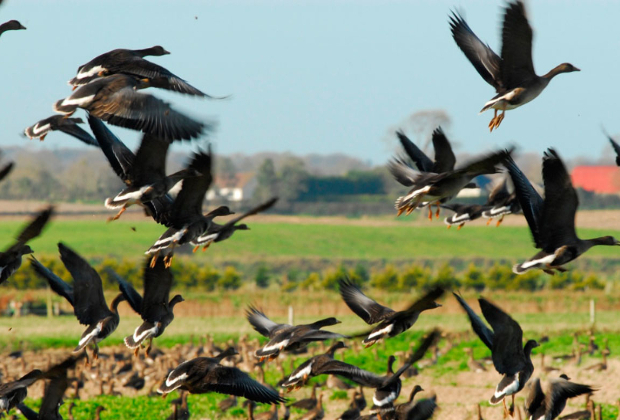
[
  {"x1": 213, "y1": 172, "x2": 255, "y2": 189},
  {"x1": 571, "y1": 166, "x2": 620, "y2": 194}
]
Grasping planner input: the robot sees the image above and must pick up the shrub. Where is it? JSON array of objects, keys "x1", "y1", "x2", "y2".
[
  {"x1": 218, "y1": 266, "x2": 242, "y2": 291},
  {"x1": 255, "y1": 265, "x2": 270, "y2": 289},
  {"x1": 399, "y1": 265, "x2": 431, "y2": 291},
  {"x1": 371, "y1": 265, "x2": 399, "y2": 291}
]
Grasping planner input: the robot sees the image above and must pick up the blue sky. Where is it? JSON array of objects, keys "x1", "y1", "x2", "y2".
[{"x1": 1, "y1": 0, "x2": 619, "y2": 165}]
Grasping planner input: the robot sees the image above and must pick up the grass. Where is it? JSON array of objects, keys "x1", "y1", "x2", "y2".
[
  {"x1": 10, "y1": 326, "x2": 620, "y2": 419},
  {"x1": 1, "y1": 219, "x2": 620, "y2": 263}
]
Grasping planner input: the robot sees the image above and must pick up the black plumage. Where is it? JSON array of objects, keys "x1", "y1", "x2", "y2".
[
  {"x1": 145, "y1": 149, "x2": 235, "y2": 266},
  {"x1": 603, "y1": 128, "x2": 620, "y2": 167},
  {"x1": 24, "y1": 115, "x2": 97, "y2": 146},
  {"x1": 396, "y1": 128, "x2": 455, "y2": 174},
  {"x1": 87, "y1": 116, "x2": 199, "y2": 221},
  {"x1": 112, "y1": 256, "x2": 184, "y2": 356},
  {"x1": 450, "y1": 2, "x2": 579, "y2": 131},
  {"x1": 390, "y1": 150, "x2": 509, "y2": 218},
  {"x1": 441, "y1": 203, "x2": 492, "y2": 229},
  {"x1": 481, "y1": 175, "x2": 522, "y2": 226},
  {"x1": 282, "y1": 342, "x2": 347, "y2": 388},
  {"x1": 158, "y1": 348, "x2": 285, "y2": 405},
  {"x1": 0, "y1": 370, "x2": 43, "y2": 414},
  {"x1": 505, "y1": 149, "x2": 620, "y2": 274},
  {"x1": 68, "y1": 46, "x2": 222, "y2": 98},
  {"x1": 0, "y1": 20, "x2": 25, "y2": 37},
  {"x1": 247, "y1": 307, "x2": 347, "y2": 360},
  {"x1": 29, "y1": 243, "x2": 125, "y2": 360},
  {"x1": 0, "y1": 206, "x2": 53, "y2": 285},
  {"x1": 54, "y1": 74, "x2": 208, "y2": 141},
  {"x1": 190, "y1": 197, "x2": 279, "y2": 251},
  {"x1": 339, "y1": 278, "x2": 443, "y2": 347},
  {"x1": 525, "y1": 375, "x2": 596, "y2": 420},
  {"x1": 454, "y1": 293, "x2": 538, "y2": 413}
]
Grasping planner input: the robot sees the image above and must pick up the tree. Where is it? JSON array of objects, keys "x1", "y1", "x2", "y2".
[
  {"x1": 255, "y1": 265, "x2": 270, "y2": 289},
  {"x1": 218, "y1": 157, "x2": 238, "y2": 187},
  {"x1": 253, "y1": 158, "x2": 278, "y2": 203}
]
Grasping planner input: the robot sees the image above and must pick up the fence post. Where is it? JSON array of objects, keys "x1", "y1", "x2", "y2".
[
  {"x1": 288, "y1": 305, "x2": 294, "y2": 326},
  {"x1": 589, "y1": 299, "x2": 595, "y2": 325}
]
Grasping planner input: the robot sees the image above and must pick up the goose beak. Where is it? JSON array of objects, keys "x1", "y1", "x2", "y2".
[
  {"x1": 574, "y1": 67, "x2": 581, "y2": 71},
  {"x1": 615, "y1": 240, "x2": 620, "y2": 245}
]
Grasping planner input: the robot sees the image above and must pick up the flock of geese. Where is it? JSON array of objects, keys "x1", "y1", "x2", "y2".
[{"x1": 0, "y1": 1, "x2": 618, "y2": 419}]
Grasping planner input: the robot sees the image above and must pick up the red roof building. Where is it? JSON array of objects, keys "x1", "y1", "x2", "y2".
[{"x1": 571, "y1": 166, "x2": 620, "y2": 194}]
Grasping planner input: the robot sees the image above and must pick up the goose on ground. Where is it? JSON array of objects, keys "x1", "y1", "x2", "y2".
[
  {"x1": 53, "y1": 74, "x2": 208, "y2": 141},
  {"x1": 158, "y1": 347, "x2": 285, "y2": 405},
  {"x1": 29, "y1": 243, "x2": 125, "y2": 362},
  {"x1": 450, "y1": 1, "x2": 580, "y2": 131},
  {"x1": 246, "y1": 307, "x2": 347, "y2": 361},
  {"x1": 505, "y1": 149, "x2": 620, "y2": 274},
  {"x1": 454, "y1": 293, "x2": 538, "y2": 415},
  {"x1": 16, "y1": 355, "x2": 85, "y2": 420},
  {"x1": 0, "y1": 206, "x2": 53, "y2": 285},
  {"x1": 112, "y1": 256, "x2": 184, "y2": 357},
  {"x1": 339, "y1": 278, "x2": 443, "y2": 347}
]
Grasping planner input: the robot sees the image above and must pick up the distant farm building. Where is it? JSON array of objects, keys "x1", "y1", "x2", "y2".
[
  {"x1": 207, "y1": 172, "x2": 257, "y2": 201},
  {"x1": 571, "y1": 166, "x2": 620, "y2": 194}
]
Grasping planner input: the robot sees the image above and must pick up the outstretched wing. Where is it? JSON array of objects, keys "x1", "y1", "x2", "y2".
[
  {"x1": 453, "y1": 292, "x2": 494, "y2": 350},
  {"x1": 449, "y1": 11, "x2": 502, "y2": 89},
  {"x1": 500, "y1": 1, "x2": 536, "y2": 89},
  {"x1": 142, "y1": 256, "x2": 173, "y2": 322},
  {"x1": 396, "y1": 131, "x2": 433, "y2": 172},
  {"x1": 431, "y1": 127, "x2": 456, "y2": 173},
  {"x1": 59, "y1": 243, "x2": 111, "y2": 325},
  {"x1": 538, "y1": 149, "x2": 579, "y2": 251},
  {"x1": 339, "y1": 278, "x2": 394, "y2": 325},
  {"x1": 504, "y1": 153, "x2": 544, "y2": 248},
  {"x1": 479, "y1": 298, "x2": 524, "y2": 375}
]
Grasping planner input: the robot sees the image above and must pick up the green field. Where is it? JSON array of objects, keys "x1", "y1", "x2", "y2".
[
  {"x1": 2, "y1": 218, "x2": 620, "y2": 263},
  {"x1": 6, "y1": 319, "x2": 618, "y2": 420}
]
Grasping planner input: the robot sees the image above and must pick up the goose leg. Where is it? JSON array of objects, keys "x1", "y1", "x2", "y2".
[
  {"x1": 427, "y1": 205, "x2": 433, "y2": 221},
  {"x1": 486, "y1": 218, "x2": 492, "y2": 226},
  {"x1": 93, "y1": 343, "x2": 99, "y2": 361},
  {"x1": 509, "y1": 395, "x2": 515, "y2": 417},
  {"x1": 447, "y1": 224, "x2": 451, "y2": 229},
  {"x1": 202, "y1": 243, "x2": 211, "y2": 252},
  {"x1": 193, "y1": 245, "x2": 200, "y2": 253},
  {"x1": 489, "y1": 109, "x2": 498, "y2": 131},
  {"x1": 134, "y1": 347, "x2": 140, "y2": 357},
  {"x1": 107, "y1": 205, "x2": 127, "y2": 222},
  {"x1": 149, "y1": 253, "x2": 159, "y2": 268},
  {"x1": 146, "y1": 337, "x2": 153, "y2": 357},
  {"x1": 502, "y1": 398, "x2": 508, "y2": 418},
  {"x1": 496, "y1": 110, "x2": 506, "y2": 128},
  {"x1": 435, "y1": 202, "x2": 441, "y2": 218},
  {"x1": 396, "y1": 208, "x2": 405, "y2": 217},
  {"x1": 458, "y1": 223, "x2": 464, "y2": 230},
  {"x1": 39, "y1": 134, "x2": 47, "y2": 141},
  {"x1": 496, "y1": 215, "x2": 504, "y2": 227}
]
